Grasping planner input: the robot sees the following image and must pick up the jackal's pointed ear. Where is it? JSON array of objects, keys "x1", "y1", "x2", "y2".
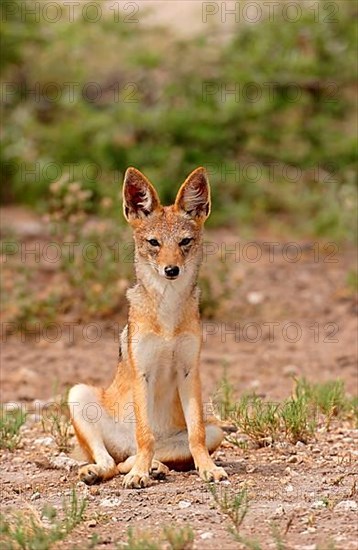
[
  {"x1": 174, "y1": 167, "x2": 211, "y2": 222},
  {"x1": 123, "y1": 167, "x2": 161, "y2": 222}
]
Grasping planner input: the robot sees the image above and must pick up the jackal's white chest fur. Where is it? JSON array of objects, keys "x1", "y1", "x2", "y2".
[
  {"x1": 124, "y1": 267, "x2": 201, "y2": 433},
  {"x1": 134, "y1": 331, "x2": 199, "y2": 434}
]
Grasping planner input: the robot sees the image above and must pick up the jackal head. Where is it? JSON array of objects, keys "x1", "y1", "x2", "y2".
[{"x1": 123, "y1": 167, "x2": 210, "y2": 282}]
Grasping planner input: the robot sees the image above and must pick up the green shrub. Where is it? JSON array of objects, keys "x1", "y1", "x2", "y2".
[{"x1": 1, "y1": 0, "x2": 357, "y2": 239}]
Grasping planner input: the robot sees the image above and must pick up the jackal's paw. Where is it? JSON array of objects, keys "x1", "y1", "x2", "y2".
[
  {"x1": 151, "y1": 460, "x2": 170, "y2": 480},
  {"x1": 79, "y1": 464, "x2": 102, "y2": 485},
  {"x1": 199, "y1": 466, "x2": 228, "y2": 483},
  {"x1": 123, "y1": 470, "x2": 151, "y2": 489}
]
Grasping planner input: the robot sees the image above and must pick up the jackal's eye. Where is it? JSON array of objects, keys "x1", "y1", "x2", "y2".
[
  {"x1": 179, "y1": 237, "x2": 193, "y2": 246},
  {"x1": 147, "y1": 238, "x2": 160, "y2": 247}
]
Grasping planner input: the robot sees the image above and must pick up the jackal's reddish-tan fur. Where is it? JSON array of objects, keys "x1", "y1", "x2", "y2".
[{"x1": 68, "y1": 167, "x2": 228, "y2": 488}]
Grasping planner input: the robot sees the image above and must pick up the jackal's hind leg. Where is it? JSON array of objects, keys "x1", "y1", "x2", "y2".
[
  {"x1": 68, "y1": 384, "x2": 117, "y2": 485},
  {"x1": 151, "y1": 459, "x2": 170, "y2": 479}
]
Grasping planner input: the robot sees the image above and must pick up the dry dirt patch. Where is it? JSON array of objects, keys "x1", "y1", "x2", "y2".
[{"x1": 1, "y1": 207, "x2": 357, "y2": 549}]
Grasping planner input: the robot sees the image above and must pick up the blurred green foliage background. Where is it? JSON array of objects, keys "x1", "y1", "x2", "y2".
[{"x1": 1, "y1": 0, "x2": 357, "y2": 239}]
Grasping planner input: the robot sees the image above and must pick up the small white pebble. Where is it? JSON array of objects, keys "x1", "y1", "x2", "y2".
[
  {"x1": 100, "y1": 497, "x2": 122, "y2": 507},
  {"x1": 50, "y1": 453, "x2": 78, "y2": 471},
  {"x1": 311, "y1": 500, "x2": 326, "y2": 509},
  {"x1": 273, "y1": 504, "x2": 285, "y2": 517},
  {"x1": 247, "y1": 291, "x2": 264, "y2": 305},
  {"x1": 178, "y1": 500, "x2": 191, "y2": 509}
]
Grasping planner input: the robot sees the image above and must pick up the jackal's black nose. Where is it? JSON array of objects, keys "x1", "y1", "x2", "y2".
[{"x1": 164, "y1": 265, "x2": 180, "y2": 279}]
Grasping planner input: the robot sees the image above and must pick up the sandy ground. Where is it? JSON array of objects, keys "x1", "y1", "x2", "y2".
[{"x1": 1, "y1": 207, "x2": 357, "y2": 549}]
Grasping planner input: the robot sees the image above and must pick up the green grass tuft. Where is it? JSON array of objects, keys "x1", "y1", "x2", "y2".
[
  {"x1": 215, "y1": 374, "x2": 356, "y2": 446},
  {"x1": 0, "y1": 407, "x2": 26, "y2": 451},
  {"x1": 0, "y1": 488, "x2": 87, "y2": 549},
  {"x1": 117, "y1": 525, "x2": 194, "y2": 550}
]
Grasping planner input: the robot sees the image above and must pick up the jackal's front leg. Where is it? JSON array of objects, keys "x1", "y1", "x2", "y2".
[
  {"x1": 123, "y1": 331, "x2": 156, "y2": 489},
  {"x1": 177, "y1": 336, "x2": 228, "y2": 483},
  {"x1": 122, "y1": 371, "x2": 154, "y2": 489}
]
